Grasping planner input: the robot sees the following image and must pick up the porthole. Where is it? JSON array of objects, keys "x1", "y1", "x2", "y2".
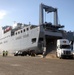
[
  {"x1": 27, "y1": 28, "x2": 29, "y2": 31},
  {"x1": 21, "y1": 30, "x2": 22, "y2": 33},
  {"x1": 24, "y1": 29, "x2": 25, "y2": 32}
]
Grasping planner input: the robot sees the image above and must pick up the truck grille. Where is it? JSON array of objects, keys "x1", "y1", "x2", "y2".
[{"x1": 64, "y1": 51, "x2": 71, "y2": 55}]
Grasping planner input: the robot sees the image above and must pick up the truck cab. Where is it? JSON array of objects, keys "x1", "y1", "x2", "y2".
[{"x1": 56, "y1": 39, "x2": 73, "y2": 59}]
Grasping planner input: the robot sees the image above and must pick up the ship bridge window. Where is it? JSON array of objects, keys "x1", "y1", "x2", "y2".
[
  {"x1": 30, "y1": 25, "x2": 37, "y2": 29},
  {"x1": 32, "y1": 38, "x2": 36, "y2": 43}
]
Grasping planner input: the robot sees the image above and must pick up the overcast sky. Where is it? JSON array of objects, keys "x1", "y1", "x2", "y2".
[{"x1": 0, "y1": 0, "x2": 74, "y2": 31}]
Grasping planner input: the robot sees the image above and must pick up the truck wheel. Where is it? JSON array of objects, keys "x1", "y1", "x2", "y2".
[
  {"x1": 56, "y1": 52, "x2": 58, "y2": 58},
  {"x1": 70, "y1": 56, "x2": 73, "y2": 59},
  {"x1": 59, "y1": 55, "x2": 62, "y2": 59},
  {"x1": 60, "y1": 57, "x2": 62, "y2": 59},
  {"x1": 28, "y1": 51, "x2": 31, "y2": 56}
]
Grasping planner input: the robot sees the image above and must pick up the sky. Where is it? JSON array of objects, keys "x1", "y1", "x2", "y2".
[{"x1": 0, "y1": 0, "x2": 74, "y2": 31}]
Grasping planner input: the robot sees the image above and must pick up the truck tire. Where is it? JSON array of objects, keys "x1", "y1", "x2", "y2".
[
  {"x1": 56, "y1": 52, "x2": 58, "y2": 58},
  {"x1": 59, "y1": 55, "x2": 62, "y2": 59},
  {"x1": 14, "y1": 53, "x2": 18, "y2": 56},
  {"x1": 21, "y1": 51, "x2": 27, "y2": 56},
  {"x1": 70, "y1": 56, "x2": 73, "y2": 59}
]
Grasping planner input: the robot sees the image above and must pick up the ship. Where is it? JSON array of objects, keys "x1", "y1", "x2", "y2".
[{"x1": 0, "y1": 3, "x2": 64, "y2": 56}]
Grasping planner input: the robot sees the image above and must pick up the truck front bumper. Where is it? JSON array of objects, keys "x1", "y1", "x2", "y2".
[{"x1": 61, "y1": 54, "x2": 73, "y2": 58}]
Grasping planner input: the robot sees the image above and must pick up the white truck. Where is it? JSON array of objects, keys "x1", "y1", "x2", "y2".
[{"x1": 56, "y1": 39, "x2": 73, "y2": 59}]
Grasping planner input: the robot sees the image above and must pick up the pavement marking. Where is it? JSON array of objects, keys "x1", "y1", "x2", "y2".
[
  {"x1": 10, "y1": 64, "x2": 21, "y2": 67},
  {"x1": 47, "y1": 71, "x2": 53, "y2": 73}
]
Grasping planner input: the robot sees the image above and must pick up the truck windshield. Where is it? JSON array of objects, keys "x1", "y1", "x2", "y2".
[{"x1": 60, "y1": 45, "x2": 70, "y2": 49}]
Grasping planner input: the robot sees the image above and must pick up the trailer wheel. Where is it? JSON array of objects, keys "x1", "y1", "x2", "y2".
[
  {"x1": 28, "y1": 51, "x2": 31, "y2": 56},
  {"x1": 14, "y1": 53, "x2": 18, "y2": 56},
  {"x1": 31, "y1": 50, "x2": 36, "y2": 57},
  {"x1": 21, "y1": 51, "x2": 27, "y2": 56}
]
